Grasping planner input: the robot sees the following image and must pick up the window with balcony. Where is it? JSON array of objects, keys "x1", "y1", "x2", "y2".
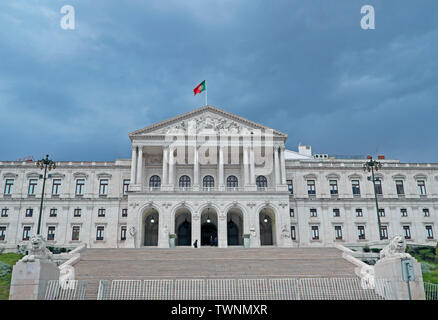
[
  {"x1": 149, "y1": 175, "x2": 161, "y2": 189},
  {"x1": 123, "y1": 179, "x2": 130, "y2": 195},
  {"x1": 403, "y1": 226, "x2": 411, "y2": 240},
  {"x1": 358, "y1": 226, "x2": 366, "y2": 240},
  {"x1": 74, "y1": 208, "x2": 81, "y2": 217},
  {"x1": 395, "y1": 180, "x2": 404, "y2": 196},
  {"x1": 49, "y1": 208, "x2": 57, "y2": 217},
  {"x1": 1, "y1": 208, "x2": 8, "y2": 217},
  {"x1": 256, "y1": 176, "x2": 267, "y2": 190},
  {"x1": 227, "y1": 176, "x2": 239, "y2": 189},
  {"x1": 356, "y1": 209, "x2": 363, "y2": 217},
  {"x1": 401, "y1": 208, "x2": 408, "y2": 217},
  {"x1": 203, "y1": 175, "x2": 215, "y2": 189},
  {"x1": 52, "y1": 179, "x2": 61, "y2": 196},
  {"x1": 307, "y1": 180, "x2": 316, "y2": 195},
  {"x1": 99, "y1": 179, "x2": 108, "y2": 196},
  {"x1": 0, "y1": 226, "x2": 6, "y2": 241},
  {"x1": 286, "y1": 180, "x2": 293, "y2": 195},
  {"x1": 47, "y1": 226, "x2": 56, "y2": 241},
  {"x1": 333, "y1": 208, "x2": 340, "y2": 217},
  {"x1": 423, "y1": 208, "x2": 430, "y2": 217},
  {"x1": 329, "y1": 180, "x2": 338, "y2": 195},
  {"x1": 4, "y1": 179, "x2": 14, "y2": 196},
  {"x1": 381, "y1": 226, "x2": 388, "y2": 240},
  {"x1": 310, "y1": 209, "x2": 317, "y2": 217},
  {"x1": 352, "y1": 180, "x2": 360, "y2": 196},
  {"x1": 22, "y1": 226, "x2": 31, "y2": 240},
  {"x1": 75, "y1": 179, "x2": 85, "y2": 196},
  {"x1": 98, "y1": 208, "x2": 106, "y2": 217},
  {"x1": 374, "y1": 180, "x2": 383, "y2": 195},
  {"x1": 179, "y1": 175, "x2": 191, "y2": 188},
  {"x1": 72, "y1": 226, "x2": 80, "y2": 241},
  {"x1": 335, "y1": 226, "x2": 343, "y2": 240},
  {"x1": 378, "y1": 208, "x2": 385, "y2": 217},
  {"x1": 311, "y1": 226, "x2": 319, "y2": 240},
  {"x1": 418, "y1": 180, "x2": 426, "y2": 196},
  {"x1": 426, "y1": 225, "x2": 434, "y2": 239},
  {"x1": 25, "y1": 208, "x2": 33, "y2": 217},
  {"x1": 96, "y1": 226, "x2": 104, "y2": 241},
  {"x1": 28, "y1": 179, "x2": 37, "y2": 196}
]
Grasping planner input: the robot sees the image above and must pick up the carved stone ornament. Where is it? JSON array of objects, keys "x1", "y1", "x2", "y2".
[
  {"x1": 192, "y1": 214, "x2": 200, "y2": 221},
  {"x1": 281, "y1": 224, "x2": 290, "y2": 239},
  {"x1": 21, "y1": 235, "x2": 53, "y2": 262},
  {"x1": 129, "y1": 202, "x2": 139, "y2": 209},
  {"x1": 279, "y1": 202, "x2": 288, "y2": 208},
  {"x1": 379, "y1": 235, "x2": 411, "y2": 259},
  {"x1": 219, "y1": 213, "x2": 226, "y2": 221},
  {"x1": 246, "y1": 202, "x2": 256, "y2": 208},
  {"x1": 161, "y1": 203, "x2": 172, "y2": 209},
  {"x1": 129, "y1": 226, "x2": 136, "y2": 237}
]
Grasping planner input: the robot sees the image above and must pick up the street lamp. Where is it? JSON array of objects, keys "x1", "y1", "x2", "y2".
[
  {"x1": 36, "y1": 154, "x2": 56, "y2": 236},
  {"x1": 363, "y1": 156, "x2": 383, "y2": 240}
]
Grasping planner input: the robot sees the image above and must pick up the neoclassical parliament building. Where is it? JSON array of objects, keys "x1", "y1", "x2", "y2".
[{"x1": 0, "y1": 106, "x2": 437, "y2": 251}]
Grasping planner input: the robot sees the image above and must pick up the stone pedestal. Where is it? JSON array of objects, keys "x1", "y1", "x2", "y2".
[
  {"x1": 9, "y1": 259, "x2": 60, "y2": 300},
  {"x1": 374, "y1": 256, "x2": 425, "y2": 300}
]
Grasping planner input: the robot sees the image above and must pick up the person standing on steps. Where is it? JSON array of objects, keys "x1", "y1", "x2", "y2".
[{"x1": 193, "y1": 239, "x2": 198, "y2": 248}]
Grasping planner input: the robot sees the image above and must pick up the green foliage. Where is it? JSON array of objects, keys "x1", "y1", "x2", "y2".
[
  {"x1": 0, "y1": 253, "x2": 23, "y2": 267},
  {"x1": 363, "y1": 245, "x2": 370, "y2": 253},
  {"x1": 370, "y1": 248, "x2": 381, "y2": 253},
  {"x1": 0, "y1": 262, "x2": 11, "y2": 278},
  {"x1": 435, "y1": 242, "x2": 438, "y2": 265},
  {"x1": 0, "y1": 253, "x2": 24, "y2": 300},
  {"x1": 46, "y1": 246, "x2": 71, "y2": 254},
  {"x1": 406, "y1": 245, "x2": 436, "y2": 263}
]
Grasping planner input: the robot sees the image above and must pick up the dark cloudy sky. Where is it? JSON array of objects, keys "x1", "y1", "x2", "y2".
[{"x1": 0, "y1": 1, "x2": 437, "y2": 162}]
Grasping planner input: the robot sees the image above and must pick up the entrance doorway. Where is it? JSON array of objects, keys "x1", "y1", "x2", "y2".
[
  {"x1": 201, "y1": 222, "x2": 217, "y2": 246},
  {"x1": 227, "y1": 208, "x2": 243, "y2": 246},
  {"x1": 175, "y1": 208, "x2": 192, "y2": 246},
  {"x1": 143, "y1": 209, "x2": 159, "y2": 246},
  {"x1": 259, "y1": 208, "x2": 275, "y2": 246}
]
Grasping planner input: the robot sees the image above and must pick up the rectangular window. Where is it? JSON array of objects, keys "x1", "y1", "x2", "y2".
[
  {"x1": 72, "y1": 226, "x2": 80, "y2": 241},
  {"x1": 123, "y1": 179, "x2": 130, "y2": 195},
  {"x1": 74, "y1": 208, "x2": 81, "y2": 217},
  {"x1": 286, "y1": 180, "x2": 293, "y2": 195},
  {"x1": 307, "y1": 180, "x2": 316, "y2": 195},
  {"x1": 96, "y1": 226, "x2": 104, "y2": 241},
  {"x1": 99, "y1": 179, "x2": 108, "y2": 196},
  {"x1": 25, "y1": 208, "x2": 33, "y2": 217},
  {"x1": 76, "y1": 179, "x2": 85, "y2": 196},
  {"x1": 4, "y1": 179, "x2": 14, "y2": 195},
  {"x1": 378, "y1": 208, "x2": 385, "y2": 217},
  {"x1": 98, "y1": 208, "x2": 105, "y2": 217},
  {"x1": 418, "y1": 181, "x2": 426, "y2": 195},
  {"x1": 375, "y1": 180, "x2": 382, "y2": 195},
  {"x1": 0, "y1": 226, "x2": 6, "y2": 241},
  {"x1": 47, "y1": 226, "x2": 56, "y2": 241},
  {"x1": 356, "y1": 209, "x2": 363, "y2": 217},
  {"x1": 290, "y1": 226, "x2": 296, "y2": 240},
  {"x1": 352, "y1": 180, "x2": 360, "y2": 195},
  {"x1": 22, "y1": 226, "x2": 31, "y2": 240},
  {"x1": 310, "y1": 208, "x2": 317, "y2": 217},
  {"x1": 289, "y1": 209, "x2": 294, "y2": 217},
  {"x1": 1, "y1": 208, "x2": 8, "y2": 217},
  {"x1": 335, "y1": 226, "x2": 343, "y2": 240},
  {"x1": 401, "y1": 209, "x2": 408, "y2": 217},
  {"x1": 333, "y1": 208, "x2": 340, "y2": 217},
  {"x1": 358, "y1": 226, "x2": 366, "y2": 240},
  {"x1": 395, "y1": 180, "x2": 404, "y2": 195},
  {"x1": 381, "y1": 226, "x2": 388, "y2": 240},
  {"x1": 121, "y1": 226, "x2": 127, "y2": 241},
  {"x1": 403, "y1": 226, "x2": 411, "y2": 240},
  {"x1": 122, "y1": 208, "x2": 128, "y2": 217},
  {"x1": 49, "y1": 208, "x2": 57, "y2": 217},
  {"x1": 311, "y1": 226, "x2": 319, "y2": 240},
  {"x1": 426, "y1": 225, "x2": 434, "y2": 239},
  {"x1": 28, "y1": 179, "x2": 38, "y2": 195},
  {"x1": 52, "y1": 179, "x2": 61, "y2": 196},
  {"x1": 423, "y1": 208, "x2": 430, "y2": 217},
  {"x1": 329, "y1": 180, "x2": 338, "y2": 195}
]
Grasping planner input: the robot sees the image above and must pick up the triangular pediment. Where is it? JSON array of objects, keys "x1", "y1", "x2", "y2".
[{"x1": 129, "y1": 105, "x2": 287, "y2": 139}]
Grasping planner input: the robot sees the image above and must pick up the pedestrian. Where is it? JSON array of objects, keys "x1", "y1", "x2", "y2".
[{"x1": 193, "y1": 239, "x2": 198, "y2": 248}]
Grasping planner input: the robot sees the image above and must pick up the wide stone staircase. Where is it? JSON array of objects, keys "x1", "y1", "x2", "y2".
[{"x1": 72, "y1": 247, "x2": 371, "y2": 299}]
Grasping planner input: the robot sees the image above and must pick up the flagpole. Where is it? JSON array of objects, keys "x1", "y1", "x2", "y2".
[{"x1": 205, "y1": 80, "x2": 207, "y2": 106}]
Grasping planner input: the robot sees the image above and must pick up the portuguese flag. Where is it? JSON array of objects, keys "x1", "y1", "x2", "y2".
[{"x1": 193, "y1": 80, "x2": 206, "y2": 96}]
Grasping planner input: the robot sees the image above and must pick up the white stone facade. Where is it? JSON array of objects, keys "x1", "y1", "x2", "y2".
[{"x1": 0, "y1": 106, "x2": 437, "y2": 250}]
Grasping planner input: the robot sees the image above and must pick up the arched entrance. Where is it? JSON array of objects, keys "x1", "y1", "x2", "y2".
[
  {"x1": 142, "y1": 208, "x2": 159, "y2": 246},
  {"x1": 175, "y1": 208, "x2": 192, "y2": 246},
  {"x1": 227, "y1": 208, "x2": 244, "y2": 246},
  {"x1": 259, "y1": 208, "x2": 276, "y2": 246},
  {"x1": 201, "y1": 208, "x2": 218, "y2": 246}
]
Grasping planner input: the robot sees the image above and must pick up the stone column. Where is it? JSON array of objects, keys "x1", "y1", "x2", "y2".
[
  {"x1": 168, "y1": 147, "x2": 174, "y2": 186},
  {"x1": 218, "y1": 213, "x2": 227, "y2": 248},
  {"x1": 193, "y1": 146, "x2": 199, "y2": 190},
  {"x1": 192, "y1": 213, "x2": 201, "y2": 247},
  {"x1": 274, "y1": 146, "x2": 281, "y2": 185},
  {"x1": 250, "y1": 147, "x2": 255, "y2": 185},
  {"x1": 136, "y1": 147, "x2": 143, "y2": 190},
  {"x1": 218, "y1": 146, "x2": 224, "y2": 189},
  {"x1": 280, "y1": 146, "x2": 286, "y2": 185},
  {"x1": 130, "y1": 146, "x2": 137, "y2": 185},
  {"x1": 162, "y1": 146, "x2": 168, "y2": 187},
  {"x1": 243, "y1": 146, "x2": 249, "y2": 186}
]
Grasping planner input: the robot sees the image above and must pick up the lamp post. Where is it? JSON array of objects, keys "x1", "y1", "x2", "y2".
[
  {"x1": 364, "y1": 157, "x2": 383, "y2": 240},
  {"x1": 36, "y1": 154, "x2": 56, "y2": 236}
]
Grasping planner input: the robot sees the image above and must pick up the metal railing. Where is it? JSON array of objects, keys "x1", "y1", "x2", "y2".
[
  {"x1": 44, "y1": 280, "x2": 88, "y2": 300},
  {"x1": 424, "y1": 282, "x2": 438, "y2": 300}
]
